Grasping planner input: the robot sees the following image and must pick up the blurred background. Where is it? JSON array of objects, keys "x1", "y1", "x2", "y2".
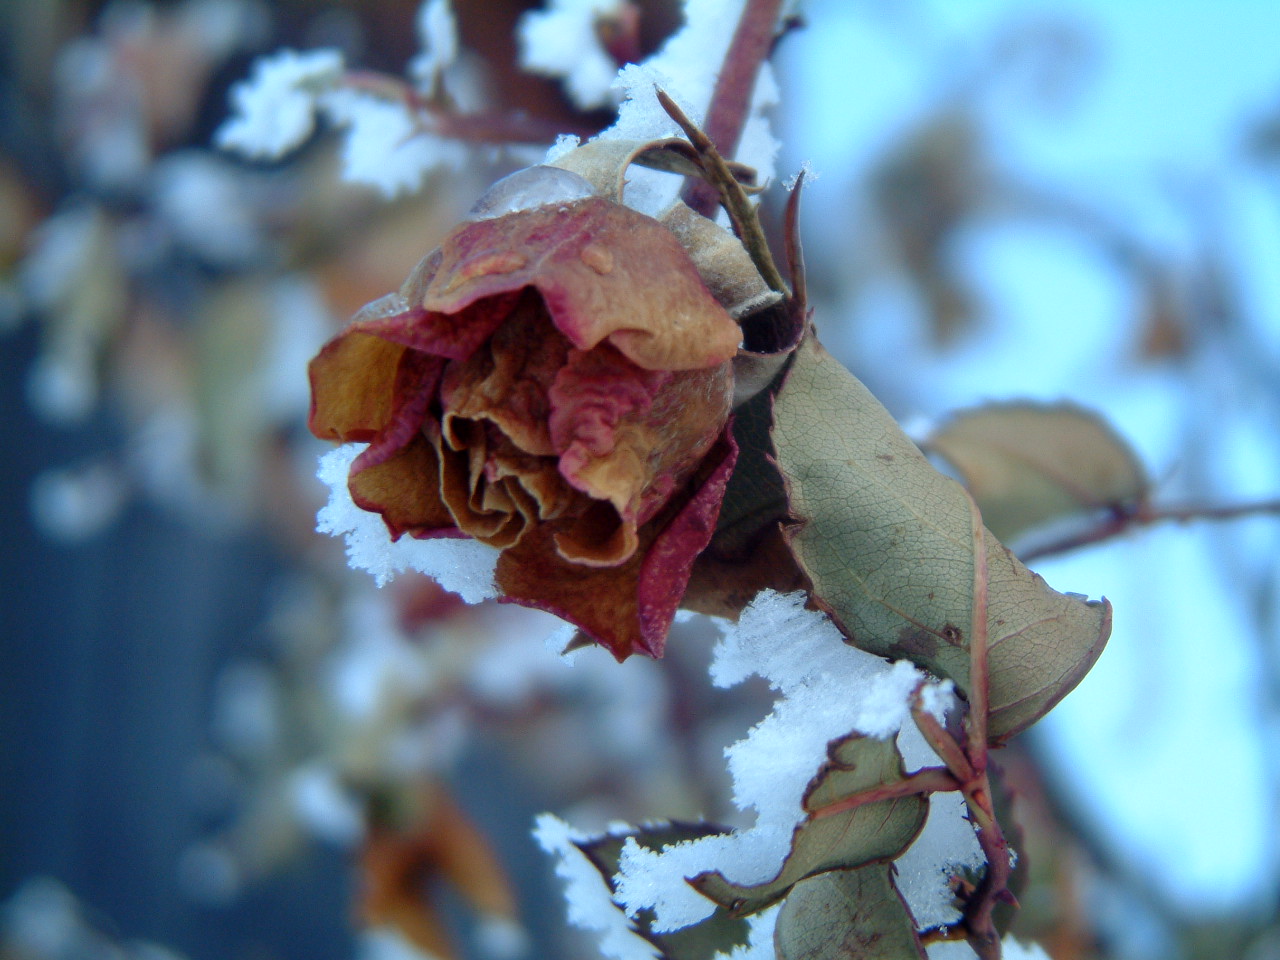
[{"x1": 1, "y1": 1, "x2": 1278, "y2": 959}]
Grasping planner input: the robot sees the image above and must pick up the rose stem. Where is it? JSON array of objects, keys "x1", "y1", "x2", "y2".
[
  {"x1": 1020, "y1": 496, "x2": 1280, "y2": 564},
  {"x1": 681, "y1": 0, "x2": 785, "y2": 218},
  {"x1": 961, "y1": 494, "x2": 1014, "y2": 959}
]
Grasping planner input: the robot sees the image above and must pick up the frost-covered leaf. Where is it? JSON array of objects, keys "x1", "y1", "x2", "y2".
[
  {"x1": 577, "y1": 823, "x2": 751, "y2": 960},
  {"x1": 774, "y1": 865, "x2": 925, "y2": 960},
  {"x1": 691, "y1": 733, "x2": 927, "y2": 915},
  {"x1": 926, "y1": 401, "x2": 1148, "y2": 544},
  {"x1": 771, "y1": 335, "x2": 1111, "y2": 742}
]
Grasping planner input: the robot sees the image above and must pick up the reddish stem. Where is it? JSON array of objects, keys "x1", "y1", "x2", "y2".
[
  {"x1": 341, "y1": 71, "x2": 593, "y2": 146},
  {"x1": 806, "y1": 765, "x2": 960, "y2": 822},
  {"x1": 682, "y1": 0, "x2": 785, "y2": 216},
  {"x1": 964, "y1": 492, "x2": 991, "y2": 767},
  {"x1": 1020, "y1": 497, "x2": 1280, "y2": 564}
]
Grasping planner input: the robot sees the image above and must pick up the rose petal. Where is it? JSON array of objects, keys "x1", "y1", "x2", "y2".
[
  {"x1": 549, "y1": 349, "x2": 733, "y2": 567},
  {"x1": 351, "y1": 349, "x2": 445, "y2": 471},
  {"x1": 349, "y1": 435, "x2": 456, "y2": 540},
  {"x1": 636, "y1": 428, "x2": 738, "y2": 655},
  {"x1": 433, "y1": 426, "x2": 529, "y2": 549},
  {"x1": 353, "y1": 290, "x2": 524, "y2": 361},
  {"x1": 440, "y1": 293, "x2": 568, "y2": 457},
  {"x1": 422, "y1": 198, "x2": 741, "y2": 372},
  {"x1": 309, "y1": 332, "x2": 407, "y2": 442},
  {"x1": 495, "y1": 427, "x2": 737, "y2": 660}
]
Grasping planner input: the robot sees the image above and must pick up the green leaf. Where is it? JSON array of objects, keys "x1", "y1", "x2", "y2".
[
  {"x1": 575, "y1": 823, "x2": 752, "y2": 960},
  {"x1": 774, "y1": 865, "x2": 925, "y2": 960},
  {"x1": 771, "y1": 335, "x2": 1111, "y2": 742},
  {"x1": 925, "y1": 401, "x2": 1148, "y2": 544},
  {"x1": 691, "y1": 733, "x2": 927, "y2": 915}
]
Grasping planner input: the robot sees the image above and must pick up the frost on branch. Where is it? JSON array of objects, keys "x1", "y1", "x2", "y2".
[
  {"x1": 539, "y1": 591, "x2": 980, "y2": 956},
  {"x1": 215, "y1": 48, "x2": 344, "y2": 160},
  {"x1": 216, "y1": 3, "x2": 470, "y2": 197},
  {"x1": 409, "y1": 0, "x2": 459, "y2": 96},
  {"x1": 518, "y1": 0, "x2": 627, "y2": 110}
]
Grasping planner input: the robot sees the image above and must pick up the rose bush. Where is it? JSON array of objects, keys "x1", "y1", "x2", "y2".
[{"x1": 309, "y1": 192, "x2": 742, "y2": 659}]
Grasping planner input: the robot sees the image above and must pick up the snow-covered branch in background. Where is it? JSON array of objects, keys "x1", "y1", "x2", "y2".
[{"x1": 216, "y1": 5, "x2": 470, "y2": 196}]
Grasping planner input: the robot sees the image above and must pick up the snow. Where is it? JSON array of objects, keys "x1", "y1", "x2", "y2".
[
  {"x1": 712, "y1": 904, "x2": 779, "y2": 960},
  {"x1": 315, "y1": 443, "x2": 500, "y2": 602},
  {"x1": 409, "y1": 0, "x2": 458, "y2": 96},
  {"x1": 215, "y1": 48, "x2": 344, "y2": 160},
  {"x1": 288, "y1": 763, "x2": 365, "y2": 847},
  {"x1": 518, "y1": 0, "x2": 624, "y2": 110},
  {"x1": 153, "y1": 151, "x2": 264, "y2": 267},
  {"x1": 611, "y1": 591, "x2": 955, "y2": 932},
  {"x1": 894, "y1": 790, "x2": 984, "y2": 930},
  {"x1": 319, "y1": 87, "x2": 468, "y2": 198},
  {"x1": 533, "y1": 815, "x2": 660, "y2": 960},
  {"x1": 540, "y1": 591, "x2": 976, "y2": 945},
  {"x1": 544, "y1": 0, "x2": 783, "y2": 215}
]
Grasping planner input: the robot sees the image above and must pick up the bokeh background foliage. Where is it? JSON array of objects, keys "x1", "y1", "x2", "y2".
[{"x1": 2, "y1": 1, "x2": 1279, "y2": 959}]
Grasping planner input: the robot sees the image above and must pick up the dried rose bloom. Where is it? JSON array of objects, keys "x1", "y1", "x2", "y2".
[{"x1": 309, "y1": 176, "x2": 741, "y2": 659}]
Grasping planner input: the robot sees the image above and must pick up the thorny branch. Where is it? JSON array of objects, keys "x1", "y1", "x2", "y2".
[{"x1": 342, "y1": 70, "x2": 595, "y2": 146}]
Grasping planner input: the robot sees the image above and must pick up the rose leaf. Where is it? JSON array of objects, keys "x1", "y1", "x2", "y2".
[
  {"x1": 925, "y1": 400, "x2": 1148, "y2": 544},
  {"x1": 691, "y1": 733, "x2": 927, "y2": 915},
  {"x1": 771, "y1": 334, "x2": 1111, "y2": 743},
  {"x1": 774, "y1": 865, "x2": 925, "y2": 960}
]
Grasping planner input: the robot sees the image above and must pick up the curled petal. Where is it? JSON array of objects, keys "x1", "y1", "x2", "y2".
[
  {"x1": 550, "y1": 348, "x2": 732, "y2": 567},
  {"x1": 309, "y1": 332, "x2": 407, "y2": 442},
  {"x1": 349, "y1": 436, "x2": 457, "y2": 540},
  {"x1": 440, "y1": 293, "x2": 568, "y2": 457},
  {"x1": 421, "y1": 198, "x2": 742, "y2": 371},
  {"x1": 495, "y1": 427, "x2": 738, "y2": 660}
]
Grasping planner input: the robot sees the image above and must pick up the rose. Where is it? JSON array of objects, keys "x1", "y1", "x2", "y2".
[{"x1": 309, "y1": 192, "x2": 742, "y2": 659}]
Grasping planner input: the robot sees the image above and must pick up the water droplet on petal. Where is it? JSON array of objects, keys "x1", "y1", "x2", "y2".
[
  {"x1": 352, "y1": 292, "x2": 411, "y2": 323},
  {"x1": 468, "y1": 165, "x2": 596, "y2": 220},
  {"x1": 579, "y1": 243, "x2": 614, "y2": 275}
]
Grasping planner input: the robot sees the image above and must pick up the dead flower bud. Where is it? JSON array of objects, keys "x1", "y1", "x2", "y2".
[{"x1": 309, "y1": 168, "x2": 742, "y2": 659}]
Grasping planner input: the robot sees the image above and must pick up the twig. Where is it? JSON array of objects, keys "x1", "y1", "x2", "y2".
[
  {"x1": 682, "y1": 0, "x2": 786, "y2": 217},
  {"x1": 957, "y1": 493, "x2": 1012, "y2": 960},
  {"x1": 1020, "y1": 497, "x2": 1280, "y2": 564},
  {"x1": 341, "y1": 70, "x2": 592, "y2": 146}
]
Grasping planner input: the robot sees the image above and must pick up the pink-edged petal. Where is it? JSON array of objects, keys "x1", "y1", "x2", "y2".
[
  {"x1": 635, "y1": 427, "x2": 738, "y2": 657},
  {"x1": 351, "y1": 290, "x2": 523, "y2": 362},
  {"x1": 494, "y1": 425, "x2": 737, "y2": 661},
  {"x1": 351, "y1": 349, "x2": 445, "y2": 472},
  {"x1": 421, "y1": 198, "x2": 742, "y2": 372}
]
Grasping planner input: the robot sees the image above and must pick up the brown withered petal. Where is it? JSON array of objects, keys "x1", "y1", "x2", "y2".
[
  {"x1": 309, "y1": 193, "x2": 743, "y2": 659},
  {"x1": 418, "y1": 197, "x2": 741, "y2": 371},
  {"x1": 496, "y1": 431, "x2": 738, "y2": 660},
  {"x1": 309, "y1": 332, "x2": 407, "y2": 442}
]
